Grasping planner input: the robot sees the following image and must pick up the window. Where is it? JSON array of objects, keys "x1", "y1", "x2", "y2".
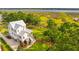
[
  {"x1": 24, "y1": 40, "x2": 27, "y2": 44},
  {"x1": 23, "y1": 36, "x2": 25, "y2": 39},
  {"x1": 19, "y1": 36, "x2": 21, "y2": 38},
  {"x1": 29, "y1": 38, "x2": 31, "y2": 44}
]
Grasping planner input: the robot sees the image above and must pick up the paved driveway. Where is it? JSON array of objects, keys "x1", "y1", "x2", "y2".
[{"x1": 0, "y1": 33, "x2": 20, "y2": 51}]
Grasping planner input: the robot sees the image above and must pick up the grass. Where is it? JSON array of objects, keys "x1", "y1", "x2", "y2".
[{"x1": 19, "y1": 42, "x2": 49, "y2": 51}]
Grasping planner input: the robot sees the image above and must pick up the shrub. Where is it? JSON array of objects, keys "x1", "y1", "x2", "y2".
[
  {"x1": 25, "y1": 14, "x2": 40, "y2": 25},
  {"x1": 24, "y1": 42, "x2": 49, "y2": 51},
  {"x1": 3, "y1": 11, "x2": 26, "y2": 22},
  {"x1": 43, "y1": 19, "x2": 59, "y2": 42},
  {"x1": 47, "y1": 19, "x2": 56, "y2": 29}
]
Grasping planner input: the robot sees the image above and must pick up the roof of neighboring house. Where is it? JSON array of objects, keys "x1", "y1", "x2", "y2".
[
  {"x1": 9, "y1": 20, "x2": 26, "y2": 29},
  {"x1": 74, "y1": 18, "x2": 79, "y2": 21}
]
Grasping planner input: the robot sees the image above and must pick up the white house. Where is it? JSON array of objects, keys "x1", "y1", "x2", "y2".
[{"x1": 8, "y1": 20, "x2": 36, "y2": 46}]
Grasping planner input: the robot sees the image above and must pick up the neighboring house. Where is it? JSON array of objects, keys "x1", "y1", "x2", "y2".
[
  {"x1": 73, "y1": 18, "x2": 79, "y2": 21},
  {"x1": 8, "y1": 20, "x2": 36, "y2": 46}
]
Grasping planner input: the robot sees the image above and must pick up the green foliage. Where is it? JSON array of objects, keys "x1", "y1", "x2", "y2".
[
  {"x1": 22, "y1": 42, "x2": 49, "y2": 51},
  {"x1": 0, "y1": 22, "x2": 8, "y2": 35},
  {"x1": 3, "y1": 11, "x2": 26, "y2": 22},
  {"x1": 24, "y1": 14, "x2": 33, "y2": 23},
  {"x1": 47, "y1": 19, "x2": 55, "y2": 29},
  {"x1": 32, "y1": 28, "x2": 45, "y2": 39},
  {"x1": 3, "y1": 12, "x2": 40, "y2": 25},
  {"x1": 49, "y1": 22, "x2": 79, "y2": 51},
  {"x1": 43, "y1": 29, "x2": 54, "y2": 41},
  {"x1": 43, "y1": 19, "x2": 59, "y2": 42},
  {"x1": 32, "y1": 17, "x2": 40, "y2": 25},
  {"x1": 25, "y1": 14, "x2": 40, "y2": 25}
]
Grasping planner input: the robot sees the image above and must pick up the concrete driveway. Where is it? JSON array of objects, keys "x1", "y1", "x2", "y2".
[{"x1": 0, "y1": 33, "x2": 20, "y2": 51}]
